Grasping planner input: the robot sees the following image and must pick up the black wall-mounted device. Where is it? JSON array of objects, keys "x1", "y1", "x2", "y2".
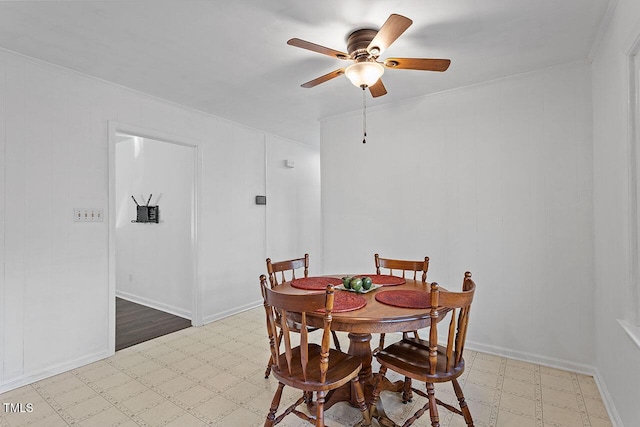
[
  {"x1": 255, "y1": 195, "x2": 267, "y2": 205},
  {"x1": 136, "y1": 205, "x2": 159, "y2": 223},
  {"x1": 131, "y1": 195, "x2": 160, "y2": 223}
]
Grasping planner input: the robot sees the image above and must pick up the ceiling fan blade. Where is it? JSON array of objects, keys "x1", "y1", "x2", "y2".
[
  {"x1": 384, "y1": 58, "x2": 451, "y2": 72},
  {"x1": 368, "y1": 79, "x2": 387, "y2": 97},
  {"x1": 287, "y1": 38, "x2": 350, "y2": 60},
  {"x1": 300, "y1": 68, "x2": 346, "y2": 88},
  {"x1": 367, "y1": 14, "x2": 413, "y2": 55}
]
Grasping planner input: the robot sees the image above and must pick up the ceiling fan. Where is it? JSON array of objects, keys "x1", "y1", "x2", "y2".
[{"x1": 287, "y1": 13, "x2": 451, "y2": 98}]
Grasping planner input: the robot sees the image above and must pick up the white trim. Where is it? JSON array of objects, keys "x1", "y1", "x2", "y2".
[
  {"x1": 618, "y1": 318, "x2": 640, "y2": 350},
  {"x1": 116, "y1": 291, "x2": 191, "y2": 320},
  {"x1": 108, "y1": 124, "x2": 117, "y2": 354},
  {"x1": 593, "y1": 368, "x2": 625, "y2": 427},
  {"x1": 627, "y1": 29, "x2": 640, "y2": 326},
  {"x1": 466, "y1": 340, "x2": 596, "y2": 376},
  {"x1": 263, "y1": 134, "x2": 268, "y2": 274},
  {"x1": 0, "y1": 46, "x2": 320, "y2": 148},
  {"x1": 0, "y1": 350, "x2": 110, "y2": 394},
  {"x1": 202, "y1": 301, "x2": 262, "y2": 325},
  {"x1": 319, "y1": 60, "x2": 590, "y2": 123},
  {"x1": 108, "y1": 121, "x2": 203, "y2": 354},
  {"x1": 192, "y1": 134, "x2": 203, "y2": 327},
  {"x1": 0, "y1": 49, "x2": 5, "y2": 386},
  {"x1": 588, "y1": 0, "x2": 619, "y2": 62},
  {"x1": 466, "y1": 340, "x2": 623, "y2": 425}
]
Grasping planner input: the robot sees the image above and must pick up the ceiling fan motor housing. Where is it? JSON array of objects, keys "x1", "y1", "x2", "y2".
[{"x1": 347, "y1": 29, "x2": 378, "y2": 60}]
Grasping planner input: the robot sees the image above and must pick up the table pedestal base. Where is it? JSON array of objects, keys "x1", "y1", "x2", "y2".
[{"x1": 308, "y1": 332, "x2": 406, "y2": 427}]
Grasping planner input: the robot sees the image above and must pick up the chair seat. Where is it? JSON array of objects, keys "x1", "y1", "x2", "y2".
[
  {"x1": 271, "y1": 344, "x2": 362, "y2": 392},
  {"x1": 281, "y1": 316, "x2": 320, "y2": 333},
  {"x1": 376, "y1": 338, "x2": 465, "y2": 383}
]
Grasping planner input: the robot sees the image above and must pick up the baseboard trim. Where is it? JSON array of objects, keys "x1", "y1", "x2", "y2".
[
  {"x1": 466, "y1": 340, "x2": 596, "y2": 375},
  {"x1": 116, "y1": 290, "x2": 191, "y2": 320},
  {"x1": 466, "y1": 340, "x2": 624, "y2": 426},
  {"x1": 592, "y1": 368, "x2": 624, "y2": 427},
  {"x1": 0, "y1": 350, "x2": 111, "y2": 394},
  {"x1": 202, "y1": 300, "x2": 262, "y2": 324}
]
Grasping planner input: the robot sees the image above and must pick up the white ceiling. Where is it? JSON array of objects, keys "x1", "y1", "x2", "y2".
[{"x1": 0, "y1": 0, "x2": 611, "y2": 147}]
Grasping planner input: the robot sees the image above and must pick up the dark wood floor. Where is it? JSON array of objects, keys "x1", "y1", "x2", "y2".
[{"x1": 116, "y1": 297, "x2": 192, "y2": 351}]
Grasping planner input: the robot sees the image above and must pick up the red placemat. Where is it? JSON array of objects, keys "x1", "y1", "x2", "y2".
[
  {"x1": 375, "y1": 290, "x2": 431, "y2": 309},
  {"x1": 290, "y1": 277, "x2": 343, "y2": 290},
  {"x1": 318, "y1": 292, "x2": 367, "y2": 313},
  {"x1": 357, "y1": 274, "x2": 406, "y2": 286}
]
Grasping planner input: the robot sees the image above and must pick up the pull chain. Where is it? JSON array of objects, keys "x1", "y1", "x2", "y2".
[{"x1": 362, "y1": 86, "x2": 367, "y2": 144}]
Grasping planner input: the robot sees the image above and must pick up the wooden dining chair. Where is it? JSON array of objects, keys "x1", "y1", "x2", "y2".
[
  {"x1": 267, "y1": 254, "x2": 310, "y2": 287},
  {"x1": 373, "y1": 253, "x2": 430, "y2": 402},
  {"x1": 264, "y1": 254, "x2": 341, "y2": 378},
  {"x1": 374, "y1": 254, "x2": 430, "y2": 348},
  {"x1": 370, "y1": 272, "x2": 477, "y2": 427},
  {"x1": 259, "y1": 275, "x2": 372, "y2": 427}
]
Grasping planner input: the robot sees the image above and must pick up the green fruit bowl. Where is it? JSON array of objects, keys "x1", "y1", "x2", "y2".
[
  {"x1": 341, "y1": 276, "x2": 376, "y2": 291},
  {"x1": 336, "y1": 283, "x2": 381, "y2": 294}
]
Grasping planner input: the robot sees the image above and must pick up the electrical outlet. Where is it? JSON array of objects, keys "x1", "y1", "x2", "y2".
[{"x1": 74, "y1": 208, "x2": 104, "y2": 222}]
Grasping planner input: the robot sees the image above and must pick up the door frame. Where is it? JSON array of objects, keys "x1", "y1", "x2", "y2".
[{"x1": 107, "y1": 121, "x2": 202, "y2": 353}]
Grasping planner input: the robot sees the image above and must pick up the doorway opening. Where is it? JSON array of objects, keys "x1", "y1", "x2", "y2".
[
  {"x1": 108, "y1": 123, "x2": 200, "y2": 352},
  {"x1": 115, "y1": 297, "x2": 191, "y2": 351}
]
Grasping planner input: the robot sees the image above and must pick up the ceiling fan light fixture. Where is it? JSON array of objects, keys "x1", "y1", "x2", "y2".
[{"x1": 344, "y1": 61, "x2": 384, "y2": 88}]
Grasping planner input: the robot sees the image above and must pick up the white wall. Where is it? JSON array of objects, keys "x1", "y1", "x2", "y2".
[
  {"x1": 115, "y1": 137, "x2": 194, "y2": 318},
  {"x1": 0, "y1": 49, "x2": 322, "y2": 391},
  {"x1": 266, "y1": 135, "x2": 323, "y2": 274},
  {"x1": 592, "y1": 0, "x2": 640, "y2": 425},
  {"x1": 321, "y1": 62, "x2": 594, "y2": 371},
  {"x1": 198, "y1": 121, "x2": 267, "y2": 323}
]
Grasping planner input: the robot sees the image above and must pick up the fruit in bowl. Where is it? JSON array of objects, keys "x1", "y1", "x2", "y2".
[
  {"x1": 350, "y1": 277, "x2": 363, "y2": 292},
  {"x1": 340, "y1": 276, "x2": 375, "y2": 293}
]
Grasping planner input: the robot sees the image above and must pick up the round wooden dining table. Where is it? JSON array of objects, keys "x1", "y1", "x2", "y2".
[{"x1": 272, "y1": 275, "x2": 445, "y2": 426}]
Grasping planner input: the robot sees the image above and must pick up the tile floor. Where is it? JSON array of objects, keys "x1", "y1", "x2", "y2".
[{"x1": 1, "y1": 307, "x2": 613, "y2": 427}]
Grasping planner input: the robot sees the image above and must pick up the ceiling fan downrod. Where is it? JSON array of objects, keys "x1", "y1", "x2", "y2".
[{"x1": 362, "y1": 86, "x2": 367, "y2": 144}]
